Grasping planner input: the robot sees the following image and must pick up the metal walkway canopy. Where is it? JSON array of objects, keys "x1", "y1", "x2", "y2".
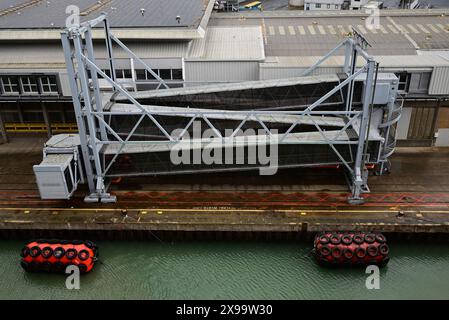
[{"x1": 56, "y1": 13, "x2": 400, "y2": 204}]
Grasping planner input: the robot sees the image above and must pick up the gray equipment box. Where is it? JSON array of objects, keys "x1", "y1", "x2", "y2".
[
  {"x1": 33, "y1": 134, "x2": 83, "y2": 200},
  {"x1": 357, "y1": 73, "x2": 399, "y2": 105}
]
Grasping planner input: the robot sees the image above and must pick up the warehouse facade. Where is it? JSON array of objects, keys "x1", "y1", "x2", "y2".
[{"x1": 0, "y1": 1, "x2": 449, "y2": 146}]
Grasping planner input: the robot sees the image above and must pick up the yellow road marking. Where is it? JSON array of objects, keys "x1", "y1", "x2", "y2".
[{"x1": 1, "y1": 207, "x2": 449, "y2": 214}]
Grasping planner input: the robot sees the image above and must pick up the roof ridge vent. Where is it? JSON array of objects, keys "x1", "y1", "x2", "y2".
[
  {"x1": 0, "y1": 0, "x2": 43, "y2": 17},
  {"x1": 80, "y1": 0, "x2": 112, "y2": 17}
]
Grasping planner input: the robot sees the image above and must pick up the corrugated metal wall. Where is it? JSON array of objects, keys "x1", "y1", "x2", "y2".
[
  {"x1": 406, "y1": 107, "x2": 438, "y2": 146},
  {"x1": 259, "y1": 66, "x2": 343, "y2": 80},
  {"x1": 184, "y1": 61, "x2": 259, "y2": 83},
  {"x1": 429, "y1": 66, "x2": 449, "y2": 95}
]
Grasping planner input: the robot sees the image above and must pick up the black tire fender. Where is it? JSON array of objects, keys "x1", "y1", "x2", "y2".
[
  {"x1": 65, "y1": 248, "x2": 78, "y2": 260},
  {"x1": 41, "y1": 246, "x2": 53, "y2": 259},
  {"x1": 29, "y1": 246, "x2": 41, "y2": 258}
]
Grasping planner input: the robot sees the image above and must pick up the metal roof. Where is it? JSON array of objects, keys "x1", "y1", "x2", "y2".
[
  {"x1": 0, "y1": 0, "x2": 206, "y2": 29},
  {"x1": 187, "y1": 26, "x2": 265, "y2": 61},
  {"x1": 0, "y1": 0, "x2": 214, "y2": 40}
]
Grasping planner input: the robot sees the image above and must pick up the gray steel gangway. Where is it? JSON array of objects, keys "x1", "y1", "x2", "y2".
[{"x1": 33, "y1": 13, "x2": 401, "y2": 204}]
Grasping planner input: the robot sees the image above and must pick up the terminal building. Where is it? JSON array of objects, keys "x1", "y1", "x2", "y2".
[{"x1": 0, "y1": 0, "x2": 449, "y2": 147}]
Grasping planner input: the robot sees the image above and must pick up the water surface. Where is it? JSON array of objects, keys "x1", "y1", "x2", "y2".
[{"x1": 0, "y1": 240, "x2": 448, "y2": 299}]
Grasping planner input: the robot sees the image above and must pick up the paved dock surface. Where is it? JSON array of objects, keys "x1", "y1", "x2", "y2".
[{"x1": 1, "y1": 136, "x2": 449, "y2": 234}]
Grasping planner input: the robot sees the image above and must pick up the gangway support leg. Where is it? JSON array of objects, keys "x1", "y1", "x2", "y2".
[{"x1": 84, "y1": 177, "x2": 117, "y2": 203}]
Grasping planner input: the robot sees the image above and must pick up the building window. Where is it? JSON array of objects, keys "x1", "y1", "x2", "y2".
[
  {"x1": 40, "y1": 76, "x2": 59, "y2": 94},
  {"x1": 115, "y1": 69, "x2": 133, "y2": 79},
  {"x1": 172, "y1": 69, "x2": 183, "y2": 80},
  {"x1": 316, "y1": 3, "x2": 321, "y2": 8},
  {"x1": 396, "y1": 72, "x2": 410, "y2": 92},
  {"x1": 21, "y1": 76, "x2": 39, "y2": 94},
  {"x1": 1, "y1": 76, "x2": 20, "y2": 94},
  {"x1": 99, "y1": 69, "x2": 112, "y2": 79},
  {"x1": 159, "y1": 69, "x2": 172, "y2": 80},
  {"x1": 335, "y1": 5, "x2": 339, "y2": 8},
  {"x1": 0, "y1": 74, "x2": 60, "y2": 96},
  {"x1": 327, "y1": 4, "x2": 330, "y2": 8},
  {"x1": 135, "y1": 69, "x2": 183, "y2": 81},
  {"x1": 136, "y1": 69, "x2": 158, "y2": 80},
  {"x1": 136, "y1": 69, "x2": 147, "y2": 80}
]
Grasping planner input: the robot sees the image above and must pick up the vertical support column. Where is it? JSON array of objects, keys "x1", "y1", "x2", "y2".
[
  {"x1": 17, "y1": 102, "x2": 24, "y2": 123},
  {"x1": 104, "y1": 16, "x2": 117, "y2": 90},
  {"x1": 73, "y1": 33, "x2": 115, "y2": 203},
  {"x1": 73, "y1": 34, "x2": 104, "y2": 201},
  {"x1": 84, "y1": 27, "x2": 108, "y2": 141},
  {"x1": 343, "y1": 39, "x2": 353, "y2": 75},
  {"x1": 61, "y1": 31, "x2": 96, "y2": 194},
  {"x1": 0, "y1": 110, "x2": 8, "y2": 144},
  {"x1": 345, "y1": 41, "x2": 358, "y2": 113},
  {"x1": 41, "y1": 102, "x2": 52, "y2": 138},
  {"x1": 348, "y1": 58, "x2": 376, "y2": 204}
]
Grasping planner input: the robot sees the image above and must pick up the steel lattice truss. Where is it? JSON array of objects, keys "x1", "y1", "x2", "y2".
[{"x1": 61, "y1": 14, "x2": 391, "y2": 204}]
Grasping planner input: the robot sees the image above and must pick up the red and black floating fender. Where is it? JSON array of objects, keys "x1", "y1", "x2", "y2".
[
  {"x1": 20, "y1": 240, "x2": 98, "y2": 274},
  {"x1": 313, "y1": 232, "x2": 390, "y2": 267}
]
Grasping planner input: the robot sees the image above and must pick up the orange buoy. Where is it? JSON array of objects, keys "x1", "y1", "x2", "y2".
[
  {"x1": 21, "y1": 239, "x2": 98, "y2": 274},
  {"x1": 313, "y1": 232, "x2": 390, "y2": 267}
]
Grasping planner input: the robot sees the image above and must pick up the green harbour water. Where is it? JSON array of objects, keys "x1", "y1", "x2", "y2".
[{"x1": 1, "y1": 240, "x2": 449, "y2": 300}]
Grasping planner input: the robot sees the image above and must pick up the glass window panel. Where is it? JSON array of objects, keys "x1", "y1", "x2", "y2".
[
  {"x1": 136, "y1": 69, "x2": 146, "y2": 80},
  {"x1": 172, "y1": 69, "x2": 183, "y2": 80},
  {"x1": 159, "y1": 69, "x2": 171, "y2": 80},
  {"x1": 1, "y1": 76, "x2": 20, "y2": 94},
  {"x1": 21, "y1": 76, "x2": 38, "y2": 93}
]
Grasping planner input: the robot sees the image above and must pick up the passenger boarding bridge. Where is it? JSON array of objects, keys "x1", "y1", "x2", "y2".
[{"x1": 33, "y1": 14, "x2": 402, "y2": 204}]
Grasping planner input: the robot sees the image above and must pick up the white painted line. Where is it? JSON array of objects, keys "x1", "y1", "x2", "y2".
[
  {"x1": 327, "y1": 25, "x2": 336, "y2": 35},
  {"x1": 427, "y1": 24, "x2": 440, "y2": 33},
  {"x1": 288, "y1": 25, "x2": 296, "y2": 35},
  {"x1": 379, "y1": 25, "x2": 388, "y2": 34},
  {"x1": 337, "y1": 25, "x2": 346, "y2": 34},
  {"x1": 416, "y1": 24, "x2": 430, "y2": 34},
  {"x1": 357, "y1": 25, "x2": 367, "y2": 34},
  {"x1": 397, "y1": 24, "x2": 409, "y2": 33},
  {"x1": 298, "y1": 25, "x2": 306, "y2": 35},
  {"x1": 317, "y1": 25, "x2": 326, "y2": 35},
  {"x1": 387, "y1": 24, "x2": 399, "y2": 34},
  {"x1": 407, "y1": 24, "x2": 420, "y2": 34},
  {"x1": 278, "y1": 26, "x2": 285, "y2": 35},
  {"x1": 268, "y1": 25, "x2": 275, "y2": 36},
  {"x1": 308, "y1": 25, "x2": 316, "y2": 35},
  {"x1": 436, "y1": 24, "x2": 449, "y2": 33}
]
